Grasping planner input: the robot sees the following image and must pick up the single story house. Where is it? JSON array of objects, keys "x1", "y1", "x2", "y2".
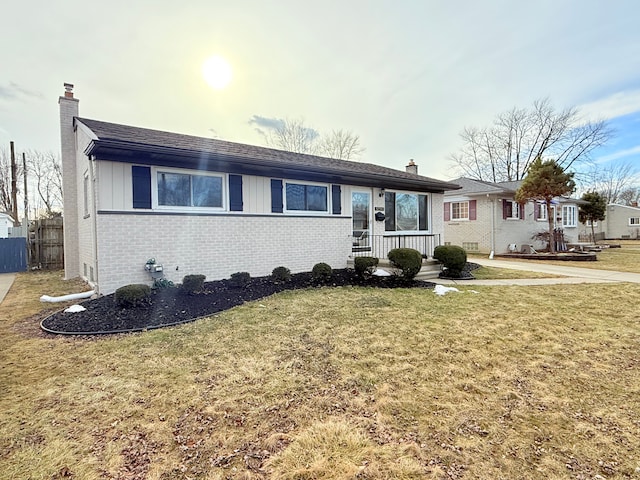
[
  {"x1": 578, "y1": 203, "x2": 640, "y2": 240},
  {"x1": 444, "y1": 177, "x2": 585, "y2": 254},
  {"x1": 0, "y1": 213, "x2": 15, "y2": 238},
  {"x1": 59, "y1": 84, "x2": 460, "y2": 294}
]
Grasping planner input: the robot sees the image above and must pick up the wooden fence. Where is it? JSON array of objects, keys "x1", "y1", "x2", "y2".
[{"x1": 29, "y1": 218, "x2": 64, "y2": 269}]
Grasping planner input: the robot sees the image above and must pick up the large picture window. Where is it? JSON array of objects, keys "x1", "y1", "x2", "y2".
[
  {"x1": 285, "y1": 182, "x2": 328, "y2": 212},
  {"x1": 385, "y1": 192, "x2": 429, "y2": 232},
  {"x1": 157, "y1": 170, "x2": 223, "y2": 208}
]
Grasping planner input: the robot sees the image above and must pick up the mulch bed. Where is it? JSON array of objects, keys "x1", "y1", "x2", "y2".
[{"x1": 41, "y1": 269, "x2": 435, "y2": 335}]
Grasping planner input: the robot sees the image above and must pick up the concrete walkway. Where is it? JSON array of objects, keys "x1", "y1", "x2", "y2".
[
  {"x1": 433, "y1": 258, "x2": 640, "y2": 286},
  {"x1": 0, "y1": 273, "x2": 16, "y2": 305}
]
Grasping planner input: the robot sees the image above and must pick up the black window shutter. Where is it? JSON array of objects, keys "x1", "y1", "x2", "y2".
[
  {"x1": 332, "y1": 185, "x2": 341, "y2": 214},
  {"x1": 132, "y1": 166, "x2": 151, "y2": 209},
  {"x1": 271, "y1": 179, "x2": 283, "y2": 213},
  {"x1": 229, "y1": 174, "x2": 243, "y2": 211}
]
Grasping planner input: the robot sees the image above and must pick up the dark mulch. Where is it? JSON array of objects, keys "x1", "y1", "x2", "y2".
[
  {"x1": 437, "y1": 262, "x2": 480, "y2": 280},
  {"x1": 41, "y1": 269, "x2": 435, "y2": 335}
]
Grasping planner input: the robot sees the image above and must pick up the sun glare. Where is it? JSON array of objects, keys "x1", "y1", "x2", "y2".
[{"x1": 202, "y1": 55, "x2": 232, "y2": 90}]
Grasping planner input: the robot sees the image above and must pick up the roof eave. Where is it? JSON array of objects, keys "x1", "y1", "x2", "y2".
[{"x1": 85, "y1": 140, "x2": 461, "y2": 194}]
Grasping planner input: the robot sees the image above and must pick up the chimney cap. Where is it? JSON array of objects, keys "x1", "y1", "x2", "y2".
[
  {"x1": 408, "y1": 159, "x2": 416, "y2": 166},
  {"x1": 63, "y1": 83, "x2": 74, "y2": 98}
]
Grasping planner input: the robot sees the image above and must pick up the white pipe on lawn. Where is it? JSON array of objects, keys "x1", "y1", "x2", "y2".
[{"x1": 40, "y1": 290, "x2": 95, "y2": 303}]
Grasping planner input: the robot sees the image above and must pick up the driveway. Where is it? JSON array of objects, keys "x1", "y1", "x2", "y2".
[
  {"x1": 0, "y1": 273, "x2": 16, "y2": 305},
  {"x1": 434, "y1": 258, "x2": 640, "y2": 286}
]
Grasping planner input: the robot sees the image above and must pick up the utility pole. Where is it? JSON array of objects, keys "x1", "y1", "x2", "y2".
[
  {"x1": 10, "y1": 141, "x2": 19, "y2": 226},
  {"x1": 23, "y1": 152, "x2": 28, "y2": 225}
]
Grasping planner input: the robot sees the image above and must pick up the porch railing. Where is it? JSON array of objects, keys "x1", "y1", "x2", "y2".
[{"x1": 351, "y1": 233, "x2": 441, "y2": 259}]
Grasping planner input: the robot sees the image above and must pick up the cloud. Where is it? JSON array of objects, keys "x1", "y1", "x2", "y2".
[
  {"x1": 248, "y1": 115, "x2": 285, "y2": 131},
  {"x1": 0, "y1": 82, "x2": 43, "y2": 102},
  {"x1": 578, "y1": 89, "x2": 640, "y2": 121},
  {"x1": 594, "y1": 145, "x2": 640, "y2": 164}
]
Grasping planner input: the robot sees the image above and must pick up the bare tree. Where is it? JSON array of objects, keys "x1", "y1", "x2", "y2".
[
  {"x1": 450, "y1": 98, "x2": 612, "y2": 182},
  {"x1": 249, "y1": 116, "x2": 365, "y2": 160},
  {"x1": 316, "y1": 129, "x2": 365, "y2": 161},
  {"x1": 617, "y1": 187, "x2": 640, "y2": 206},
  {"x1": 250, "y1": 116, "x2": 320, "y2": 154},
  {"x1": 27, "y1": 150, "x2": 63, "y2": 217},
  {"x1": 582, "y1": 161, "x2": 637, "y2": 204},
  {"x1": 0, "y1": 146, "x2": 21, "y2": 215}
]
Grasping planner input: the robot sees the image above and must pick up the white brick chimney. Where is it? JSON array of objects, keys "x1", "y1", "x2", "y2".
[
  {"x1": 59, "y1": 83, "x2": 80, "y2": 279},
  {"x1": 406, "y1": 159, "x2": 418, "y2": 175}
]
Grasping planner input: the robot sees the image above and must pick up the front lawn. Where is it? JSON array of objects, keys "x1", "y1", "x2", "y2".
[{"x1": 1, "y1": 271, "x2": 638, "y2": 479}]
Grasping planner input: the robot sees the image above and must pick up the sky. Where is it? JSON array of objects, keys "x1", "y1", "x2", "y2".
[{"x1": 1, "y1": 0, "x2": 639, "y2": 183}]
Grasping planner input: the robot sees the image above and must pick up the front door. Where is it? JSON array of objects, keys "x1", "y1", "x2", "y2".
[{"x1": 352, "y1": 191, "x2": 371, "y2": 250}]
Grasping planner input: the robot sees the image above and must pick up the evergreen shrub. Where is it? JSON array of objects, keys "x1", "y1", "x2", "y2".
[
  {"x1": 388, "y1": 248, "x2": 422, "y2": 280},
  {"x1": 312, "y1": 262, "x2": 333, "y2": 281},
  {"x1": 181, "y1": 274, "x2": 206, "y2": 293},
  {"x1": 433, "y1": 245, "x2": 467, "y2": 278},
  {"x1": 354, "y1": 256, "x2": 379, "y2": 277},
  {"x1": 114, "y1": 284, "x2": 151, "y2": 308}
]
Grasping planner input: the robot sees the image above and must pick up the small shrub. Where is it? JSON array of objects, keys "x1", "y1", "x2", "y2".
[
  {"x1": 229, "y1": 271, "x2": 251, "y2": 288},
  {"x1": 312, "y1": 262, "x2": 333, "y2": 282},
  {"x1": 433, "y1": 245, "x2": 467, "y2": 278},
  {"x1": 354, "y1": 256, "x2": 379, "y2": 277},
  {"x1": 181, "y1": 274, "x2": 206, "y2": 293},
  {"x1": 388, "y1": 248, "x2": 422, "y2": 281},
  {"x1": 115, "y1": 284, "x2": 151, "y2": 308},
  {"x1": 271, "y1": 266, "x2": 291, "y2": 283}
]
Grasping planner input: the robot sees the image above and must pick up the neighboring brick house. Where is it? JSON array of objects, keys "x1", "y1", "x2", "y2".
[
  {"x1": 578, "y1": 203, "x2": 640, "y2": 240},
  {"x1": 444, "y1": 177, "x2": 584, "y2": 254},
  {"x1": 59, "y1": 84, "x2": 460, "y2": 294}
]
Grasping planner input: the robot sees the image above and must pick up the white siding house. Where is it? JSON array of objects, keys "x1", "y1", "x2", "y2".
[
  {"x1": 578, "y1": 203, "x2": 640, "y2": 240},
  {"x1": 59, "y1": 84, "x2": 460, "y2": 294},
  {"x1": 0, "y1": 213, "x2": 14, "y2": 238}
]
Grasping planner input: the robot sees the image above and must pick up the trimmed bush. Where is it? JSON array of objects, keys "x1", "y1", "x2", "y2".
[
  {"x1": 229, "y1": 271, "x2": 251, "y2": 288},
  {"x1": 271, "y1": 266, "x2": 291, "y2": 283},
  {"x1": 181, "y1": 274, "x2": 206, "y2": 293},
  {"x1": 354, "y1": 256, "x2": 379, "y2": 277},
  {"x1": 433, "y1": 245, "x2": 467, "y2": 278},
  {"x1": 312, "y1": 262, "x2": 333, "y2": 282},
  {"x1": 114, "y1": 284, "x2": 151, "y2": 308},
  {"x1": 388, "y1": 248, "x2": 422, "y2": 281}
]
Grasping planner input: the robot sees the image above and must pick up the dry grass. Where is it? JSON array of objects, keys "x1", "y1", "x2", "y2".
[
  {"x1": 471, "y1": 265, "x2": 563, "y2": 280},
  {"x1": 1, "y1": 271, "x2": 639, "y2": 479}
]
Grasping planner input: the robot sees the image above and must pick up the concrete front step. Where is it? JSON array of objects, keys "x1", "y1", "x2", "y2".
[{"x1": 346, "y1": 258, "x2": 442, "y2": 278}]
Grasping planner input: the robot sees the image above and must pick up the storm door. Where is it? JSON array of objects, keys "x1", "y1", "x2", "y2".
[{"x1": 351, "y1": 191, "x2": 371, "y2": 250}]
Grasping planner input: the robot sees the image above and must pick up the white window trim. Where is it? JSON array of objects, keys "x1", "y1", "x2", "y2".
[
  {"x1": 629, "y1": 217, "x2": 640, "y2": 226},
  {"x1": 450, "y1": 201, "x2": 469, "y2": 221},
  {"x1": 283, "y1": 180, "x2": 330, "y2": 214},
  {"x1": 504, "y1": 200, "x2": 520, "y2": 220},
  {"x1": 562, "y1": 205, "x2": 578, "y2": 228},
  {"x1": 385, "y1": 190, "x2": 431, "y2": 234},
  {"x1": 536, "y1": 202, "x2": 547, "y2": 221},
  {"x1": 152, "y1": 166, "x2": 227, "y2": 212}
]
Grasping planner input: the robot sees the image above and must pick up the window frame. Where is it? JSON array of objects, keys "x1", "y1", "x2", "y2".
[
  {"x1": 283, "y1": 180, "x2": 330, "y2": 214},
  {"x1": 629, "y1": 217, "x2": 640, "y2": 226},
  {"x1": 152, "y1": 167, "x2": 227, "y2": 212},
  {"x1": 504, "y1": 200, "x2": 520, "y2": 220},
  {"x1": 384, "y1": 191, "x2": 431, "y2": 233},
  {"x1": 450, "y1": 201, "x2": 469, "y2": 221},
  {"x1": 562, "y1": 205, "x2": 578, "y2": 228}
]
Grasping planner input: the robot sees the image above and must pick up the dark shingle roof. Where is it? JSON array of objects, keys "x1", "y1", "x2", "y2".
[
  {"x1": 76, "y1": 118, "x2": 460, "y2": 193},
  {"x1": 445, "y1": 177, "x2": 520, "y2": 195}
]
